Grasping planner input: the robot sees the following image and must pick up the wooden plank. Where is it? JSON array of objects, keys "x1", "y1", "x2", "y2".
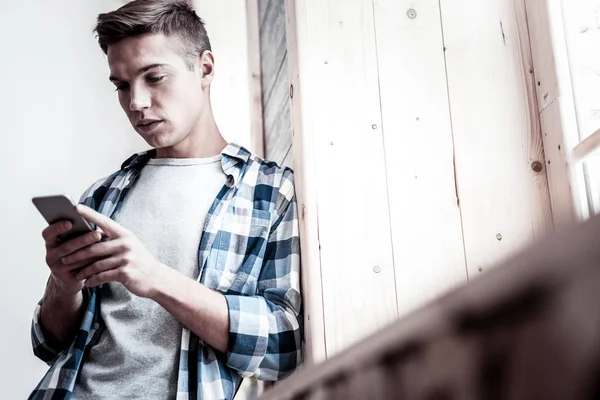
[
  {"x1": 263, "y1": 55, "x2": 292, "y2": 163},
  {"x1": 584, "y1": 153, "x2": 600, "y2": 215},
  {"x1": 439, "y1": 0, "x2": 553, "y2": 277},
  {"x1": 246, "y1": 0, "x2": 265, "y2": 158},
  {"x1": 284, "y1": 0, "x2": 326, "y2": 365},
  {"x1": 539, "y1": 99, "x2": 578, "y2": 226},
  {"x1": 372, "y1": 0, "x2": 468, "y2": 317},
  {"x1": 524, "y1": 0, "x2": 562, "y2": 111},
  {"x1": 280, "y1": 143, "x2": 294, "y2": 170},
  {"x1": 264, "y1": 92, "x2": 291, "y2": 163},
  {"x1": 259, "y1": 0, "x2": 270, "y2": 26},
  {"x1": 260, "y1": 0, "x2": 291, "y2": 165},
  {"x1": 263, "y1": 51, "x2": 288, "y2": 106},
  {"x1": 525, "y1": 0, "x2": 587, "y2": 222},
  {"x1": 260, "y1": 0, "x2": 287, "y2": 105},
  {"x1": 573, "y1": 127, "x2": 600, "y2": 163},
  {"x1": 285, "y1": 0, "x2": 398, "y2": 358}
]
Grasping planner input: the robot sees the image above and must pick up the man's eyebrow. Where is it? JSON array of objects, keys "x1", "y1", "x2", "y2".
[{"x1": 109, "y1": 63, "x2": 169, "y2": 82}]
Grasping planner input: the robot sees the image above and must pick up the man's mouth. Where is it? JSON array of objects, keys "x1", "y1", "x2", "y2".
[
  {"x1": 136, "y1": 120, "x2": 164, "y2": 133},
  {"x1": 137, "y1": 119, "x2": 162, "y2": 127}
]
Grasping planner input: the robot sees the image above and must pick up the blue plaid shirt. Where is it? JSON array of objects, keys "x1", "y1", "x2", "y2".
[{"x1": 30, "y1": 143, "x2": 303, "y2": 400}]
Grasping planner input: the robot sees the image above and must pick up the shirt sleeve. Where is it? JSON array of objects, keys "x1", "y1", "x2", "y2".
[
  {"x1": 31, "y1": 286, "x2": 92, "y2": 365},
  {"x1": 30, "y1": 181, "x2": 103, "y2": 365},
  {"x1": 31, "y1": 299, "x2": 62, "y2": 365},
  {"x1": 224, "y1": 170, "x2": 303, "y2": 380}
]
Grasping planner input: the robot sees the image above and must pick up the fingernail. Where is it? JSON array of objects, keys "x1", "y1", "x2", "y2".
[{"x1": 61, "y1": 257, "x2": 68, "y2": 265}]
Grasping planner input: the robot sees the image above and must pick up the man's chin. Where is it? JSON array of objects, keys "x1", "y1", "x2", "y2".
[{"x1": 139, "y1": 130, "x2": 174, "y2": 149}]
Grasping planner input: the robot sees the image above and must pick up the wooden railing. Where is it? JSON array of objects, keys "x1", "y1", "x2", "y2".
[{"x1": 261, "y1": 215, "x2": 600, "y2": 400}]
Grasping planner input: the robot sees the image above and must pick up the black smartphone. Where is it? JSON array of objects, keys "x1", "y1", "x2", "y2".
[{"x1": 32, "y1": 195, "x2": 94, "y2": 242}]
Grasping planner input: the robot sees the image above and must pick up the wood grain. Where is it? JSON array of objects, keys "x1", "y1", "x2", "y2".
[
  {"x1": 284, "y1": 0, "x2": 327, "y2": 364},
  {"x1": 440, "y1": 0, "x2": 553, "y2": 277},
  {"x1": 286, "y1": 0, "x2": 398, "y2": 358},
  {"x1": 372, "y1": 0, "x2": 468, "y2": 317}
]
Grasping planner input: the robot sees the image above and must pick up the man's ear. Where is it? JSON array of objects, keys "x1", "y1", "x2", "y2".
[{"x1": 199, "y1": 50, "x2": 215, "y2": 87}]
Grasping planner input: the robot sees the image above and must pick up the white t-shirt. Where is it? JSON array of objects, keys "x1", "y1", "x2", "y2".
[{"x1": 72, "y1": 155, "x2": 227, "y2": 400}]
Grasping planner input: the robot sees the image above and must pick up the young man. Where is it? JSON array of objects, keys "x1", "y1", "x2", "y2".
[{"x1": 29, "y1": 1, "x2": 302, "y2": 399}]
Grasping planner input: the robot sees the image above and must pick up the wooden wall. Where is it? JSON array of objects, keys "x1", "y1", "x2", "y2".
[
  {"x1": 284, "y1": 0, "x2": 554, "y2": 364},
  {"x1": 259, "y1": 0, "x2": 293, "y2": 168}
]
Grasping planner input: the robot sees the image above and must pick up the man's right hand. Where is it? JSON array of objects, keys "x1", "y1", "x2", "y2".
[{"x1": 43, "y1": 221, "x2": 104, "y2": 296}]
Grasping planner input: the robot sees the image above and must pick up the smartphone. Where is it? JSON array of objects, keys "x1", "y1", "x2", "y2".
[{"x1": 32, "y1": 195, "x2": 94, "y2": 242}]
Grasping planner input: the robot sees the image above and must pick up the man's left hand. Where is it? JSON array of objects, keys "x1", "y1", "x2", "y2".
[{"x1": 60, "y1": 205, "x2": 165, "y2": 298}]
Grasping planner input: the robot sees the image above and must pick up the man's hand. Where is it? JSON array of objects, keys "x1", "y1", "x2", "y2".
[
  {"x1": 40, "y1": 220, "x2": 103, "y2": 348},
  {"x1": 61, "y1": 205, "x2": 165, "y2": 298},
  {"x1": 43, "y1": 221, "x2": 104, "y2": 295}
]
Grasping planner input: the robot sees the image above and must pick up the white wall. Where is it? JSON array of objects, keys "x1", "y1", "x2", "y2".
[
  {"x1": 193, "y1": 0, "x2": 253, "y2": 150},
  {"x1": 0, "y1": 1, "x2": 252, "y2": 397}
]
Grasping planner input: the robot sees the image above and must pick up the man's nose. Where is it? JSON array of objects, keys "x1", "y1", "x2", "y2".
[{"x1": 129, "y1": 86, "x2": 151, "y2": 111}]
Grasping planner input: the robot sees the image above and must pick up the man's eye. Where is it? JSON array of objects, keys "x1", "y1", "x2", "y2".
[
  {"x1": 147, "y1": 76, "x2": 165, "y2": 83},
  {"x1": 115, "y1": 83, "x2": 129, "y2": 92}
]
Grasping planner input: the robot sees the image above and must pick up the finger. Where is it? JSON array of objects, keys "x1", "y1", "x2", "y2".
[
  {"x1": 61, "y1": 238, "x2": 123, "y2": 266},
  {"x1": 54, "y1": 231, "x2": 103, "y2": 260},
  {"x1": 76, "y1": 256, "x2": 123, "y2": 281},
  {"x1": 83, "y1": 266, "x2": 123, "y2": 287},
  {"x1": 96, "y1": 227, "x2": 107, "y2": 238},
  {"x1": 55, "y1": 256, "x2": 104, "y2": 274},
  {"x1": 76, "y1": 205, "x2": 126, "y2": 239},
  {"x1": 43, "y1": 221, "x2": 73, "y2": 247}
]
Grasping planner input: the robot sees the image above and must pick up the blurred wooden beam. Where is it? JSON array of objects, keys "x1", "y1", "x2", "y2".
[{"x1": 261, "y1": 215, "x2": 600, "y2": 400}]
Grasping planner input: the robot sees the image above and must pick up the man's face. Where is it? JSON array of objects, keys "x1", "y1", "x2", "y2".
[{"x1": 107, "y1": 34, "x2": 209, "y2": 150}]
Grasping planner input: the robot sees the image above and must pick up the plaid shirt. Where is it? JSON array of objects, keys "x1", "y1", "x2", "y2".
[{"x1": 30, "y1": 143, "x2": 303, "y2": 400}]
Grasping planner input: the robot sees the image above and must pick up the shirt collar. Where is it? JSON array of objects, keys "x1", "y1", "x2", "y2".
[{"x1": 120, "y1": 142, "x2": 251, "y2": 184}]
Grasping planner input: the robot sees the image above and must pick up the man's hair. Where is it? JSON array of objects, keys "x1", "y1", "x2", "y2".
[{"x1": 94, "y1": 0, "x2": 211, "y2": 69}]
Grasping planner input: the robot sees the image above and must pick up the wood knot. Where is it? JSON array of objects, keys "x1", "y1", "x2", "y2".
[{"x1": 531, "y1": 161, "x2": 543, "y2": 172}]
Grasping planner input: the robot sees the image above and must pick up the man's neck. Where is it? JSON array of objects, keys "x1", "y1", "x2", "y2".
[{"x1": 155, "y1": 119, "x2": 228, "y2": 159}]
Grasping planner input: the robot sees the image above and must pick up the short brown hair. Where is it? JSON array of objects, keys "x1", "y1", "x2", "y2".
[{"x1": 94, "y1": 0, "x2": 211, "y2": 69}]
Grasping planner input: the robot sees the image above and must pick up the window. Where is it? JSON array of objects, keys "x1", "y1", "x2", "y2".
[{"x1": 562, "y1": 0, "x2": 600, "y2": 218}]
